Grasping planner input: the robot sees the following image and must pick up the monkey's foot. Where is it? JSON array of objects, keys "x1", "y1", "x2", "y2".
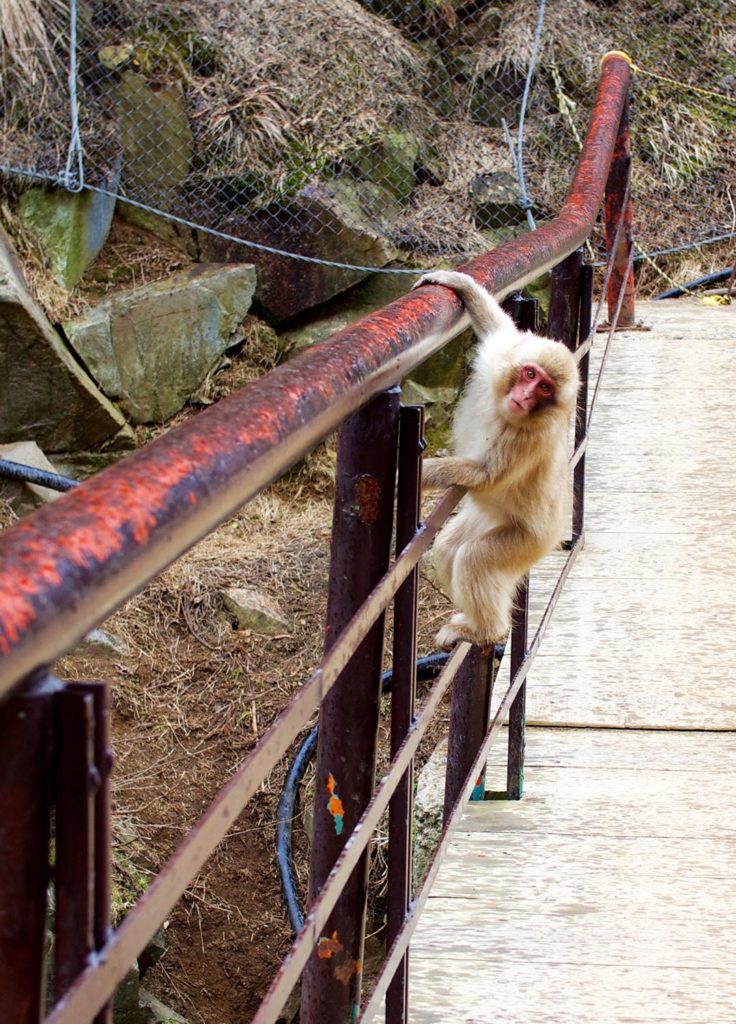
[
  {"x1": 435, "y1": 614, "x2": 476, "y2": 649},
  {"x1": 436, "y1": 612, "x2": 508, "y2": 650}
]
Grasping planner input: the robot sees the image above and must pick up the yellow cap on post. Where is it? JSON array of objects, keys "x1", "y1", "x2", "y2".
[{"x1": 601, "y1": 50, "x2": 635, "y2": 69}]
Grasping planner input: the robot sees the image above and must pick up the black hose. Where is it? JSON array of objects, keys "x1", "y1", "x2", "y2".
[
  {"x1": 275, "y1": 651, "x2": 452, "y2": 934},
  {"x1": 0, "y1": 459, "x2": 78, "y2": 492},
  {"x1": 653, "y1": 266, "x2": 733, "y2": 300}
]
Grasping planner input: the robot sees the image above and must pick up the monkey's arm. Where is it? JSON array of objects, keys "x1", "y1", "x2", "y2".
[
  {"x1": 423, "y1": 456, "x2": 497, "y2": 491},
  {"x1": 413, "y1": 270, "x2": 515, "y2": 339}
]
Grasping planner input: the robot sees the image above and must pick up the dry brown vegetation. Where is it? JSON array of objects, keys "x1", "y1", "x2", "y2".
[{"x1": 57, "y1": 433, "x2": 453, "y2": 1022}]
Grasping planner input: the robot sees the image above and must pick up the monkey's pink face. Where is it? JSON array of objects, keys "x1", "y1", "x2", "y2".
[{"x1": 506, "y1": 363, "x2": 556, "y2": 418}]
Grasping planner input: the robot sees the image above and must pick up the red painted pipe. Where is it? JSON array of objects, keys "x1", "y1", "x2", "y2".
[{"x1": 0, "y1": 54, "x2": 631, "y2": 699}]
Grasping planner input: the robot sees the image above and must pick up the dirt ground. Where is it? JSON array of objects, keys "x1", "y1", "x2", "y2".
[{"x1": 55, "y1": 367, "x2": 453, "y2": 1024}]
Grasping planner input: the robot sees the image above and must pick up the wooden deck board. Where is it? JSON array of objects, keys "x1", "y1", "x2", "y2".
[{"x1": 398, "y1": 301, "x2": 736, "y2": 1023}]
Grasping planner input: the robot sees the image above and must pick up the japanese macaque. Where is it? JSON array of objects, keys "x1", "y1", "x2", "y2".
[{"x1": 413, "y1": 270, "x2": 579, "y2": 648}]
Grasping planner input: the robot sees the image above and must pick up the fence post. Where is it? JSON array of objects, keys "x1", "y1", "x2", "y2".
[
  {"x1": 54, "y1": 687, "x2": 96, "y2": 1001},
  {"x1": 56, "y1": 681, "x2": 114, "y2": 1024},
  {"x1": 549, "y1": 249, "x2": 583, "y2": 349},
  {"x1": 506, "y1": 577, "x2": 530, "y2": 800},
  {"x1": 301, "y1": 387, "x2": 401, "y2": 1024},
  {"x1": 573, "y1": 263, "x2": 594, "y2": 542},
  {"x1": 385, "y1": 405, "x2": 424, "y2": 1024},
  {"x1": 605, "y1": 91, "x2": 636, "y2": 327},
  {"x1": 442, "y1": 646, "x2": 495, "y2": 823},
  {"x1": 0, "y1": 673, "x2": 56, "y2": 1024}
]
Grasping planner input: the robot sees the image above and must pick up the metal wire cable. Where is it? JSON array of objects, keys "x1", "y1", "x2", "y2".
[
  {"x1": 515, "y1": 0, "x2": 547, "y2": 231},
  {"x1": 63, "y1": 0, "x2": 84, "y2": 192}
]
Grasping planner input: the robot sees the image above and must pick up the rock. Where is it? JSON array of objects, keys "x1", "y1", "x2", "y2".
[
  {"x1": 76, "y1": 628, "x2": 131, "y2": 661},
  {"x1": 117, "y1": 201, "x2": 199, "y2": 259},
  {"x1": 220, "y1": 587, "x2": 291, "y2": 636},
  {"x1": 19, "y1": 185, "x2": 117, "y2": 289},
  {"x1": 109, "y1": 71, "x2": 193, "y2": 212},
  {"x1": 0, "y1": 441, "x2": 66, "y2": 512},
  {"x1": 413, "y1": 738, "x2": 448, "y2": 885},
  {"x1": 400, "y1": 379, "x2": 457, "y2": 449},
  {"x1": 139, "y1": 989, "x2": 189, "y2": 1024},
  {"x1": 112, "y1": 963, "x2": 144, "y2": 1024},
  {"x1": 64, "y1": 263, "x2": 256, "y2": 423},
  {"x1": 471, "y1": 171, "x2": 528, "y2": 230},
  {"x1": 201, "y1": 180, "x2": 398, "y2": 323},
  {"x1": 344, "y1": 131, "x2": 419, "y2": 202},
  {"x1": 280, "y1": 268, "x2": 423, "y2": 354},
  {"x1": 0, "y1": 224, "x2": 132, "y2": 452},
  {"x1": 138, "y1": 927, "x2": 167, "y2": 980},
  {"x1": 415, "y1": 41, "x2": 455, "y2": 118},
  {"x1": 50, "y1": 436, "x2": 138, "y2": 482},
  {"x1": 469, "y1": 65, "x2": 525, "y2": 127}
]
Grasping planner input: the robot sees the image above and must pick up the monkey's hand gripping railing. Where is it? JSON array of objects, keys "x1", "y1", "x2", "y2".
[{"x1": 0, "y1": 53, "x2": 633, "y2": 1024}]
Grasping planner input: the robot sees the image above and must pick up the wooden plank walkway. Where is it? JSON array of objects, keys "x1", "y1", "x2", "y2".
[{"x1": 406, "y1": 299, "x2": 736, "y2": 1023}]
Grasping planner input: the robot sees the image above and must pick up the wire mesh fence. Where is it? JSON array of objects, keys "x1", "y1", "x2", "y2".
[{"x1": 1, "y1": 0, "x2": 734, "y2": 286}]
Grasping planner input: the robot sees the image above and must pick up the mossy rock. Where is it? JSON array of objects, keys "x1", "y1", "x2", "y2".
[
  {"x1": 469, "y1": 65, "x2": 525, "y2": 127},
  {"x1": 341, "y1": 131, "x2": 419, "y2": 202},
  {"x1": 19, "y1": 186, "x2": 116, "y2": 289},
  {"x1": 109, "y1": 71, "x2": 193, "y2": 211},
  {"x1": 414, "y1": 40, "x2": 456, "y2": 118}
]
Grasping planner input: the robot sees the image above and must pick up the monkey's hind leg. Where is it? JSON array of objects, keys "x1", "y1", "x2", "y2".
[{"x1": 448, "y1": 528, "x2": 527, "y2": 646}]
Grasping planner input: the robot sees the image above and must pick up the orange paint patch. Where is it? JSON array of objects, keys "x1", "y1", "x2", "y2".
[{"x1": 317, "y1": 931, "x2": 343, "y2": 959}]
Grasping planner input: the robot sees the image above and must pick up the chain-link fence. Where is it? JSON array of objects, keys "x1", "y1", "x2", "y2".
[{"x1": 1, "y1": 0, "x2": 734, "y2": 292}]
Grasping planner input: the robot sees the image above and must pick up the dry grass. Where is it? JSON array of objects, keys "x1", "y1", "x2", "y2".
[{"x1": 0, "y1": 0, "x2": 67, "y2": 76}]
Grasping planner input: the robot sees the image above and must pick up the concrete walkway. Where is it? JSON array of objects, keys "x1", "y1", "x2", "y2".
[{"x1": 408, "y1": 299, "x2": 736, "y2": 1023}]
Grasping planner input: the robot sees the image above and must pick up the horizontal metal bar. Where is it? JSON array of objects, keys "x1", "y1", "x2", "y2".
[
  {"x1": 252, "y1": 643, "x2": 472, "y2": 1024},
  {"x1": 44, "y1": 486, "x2": 462, "y2": 1024},
  {"x1": 0, "y1": 54, "x2": 631, "y2": 700}
]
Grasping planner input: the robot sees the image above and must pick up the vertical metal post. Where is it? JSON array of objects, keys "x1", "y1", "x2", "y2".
[
  {"x1": 69, "y1": 681, "x2": 114, "y2": 1024},
  {"x1": 0, "y1": 674, "x2": 55, "y2": 1024},
  {"x1": 301, "y1": 387, "x2": 401, "y2": 1024},
  {"x1": 502, "y1": 295, "x2": 538, "y2": 801},
  {"x1": 548, "y1": 249, "x2": 583, "y2": 349},
  {"x1": 573, "y1": 264, "x2": 594, "y2": 542},
  {"x1": 385, "y1": 405, "x2": 424, "y2": 1024},
  {"x1": 442, "y1": 646, "x2": 495, "y2": 824},
  {"x1": 506, "y1": 578, "x2": 530, "y2": 800},
  {"x1": 604, "y1": 93, "x2": 636, "y2": 328},
  {"x1": 54, "y1": 686, "x2": 96, "y2": 1000}
]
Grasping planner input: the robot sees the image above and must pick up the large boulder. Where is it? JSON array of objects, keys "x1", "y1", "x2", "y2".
[
  {"x1": 201, "y1": 180, "x2": 398, "y2": 323},
  {"x1": 0, "y1": 225, "x2": 132, "y2": 453},
  {"x1": 64, "y1": 263, "x2": 256, "y2": 423}
]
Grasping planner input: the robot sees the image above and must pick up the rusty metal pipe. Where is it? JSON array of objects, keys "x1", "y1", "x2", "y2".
[{"x1": 0, "y1": 55, "x2": 630, "y2": 699}]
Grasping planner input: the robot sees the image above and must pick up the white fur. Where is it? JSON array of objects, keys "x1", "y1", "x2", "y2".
[{"x1": 413, "y1": 270, "x2": 579, "y2": 647}]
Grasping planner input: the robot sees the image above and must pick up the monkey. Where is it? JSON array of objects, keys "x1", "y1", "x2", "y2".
[{"x1": 412, "y1": 270, "x2": 580, "y2": 649}]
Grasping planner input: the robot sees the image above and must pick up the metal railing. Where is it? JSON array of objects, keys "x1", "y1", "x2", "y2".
[{"x1": 0, "y1": 53, "x2": 632, "y2": 1024}]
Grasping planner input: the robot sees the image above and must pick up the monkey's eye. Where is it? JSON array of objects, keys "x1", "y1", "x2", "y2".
[
  {"x1": 539, "y1": 382, "x2": 552, "y2": 394},
  {"x1": 525, "y1": 368, "x2": 536, "y2": 379}
]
